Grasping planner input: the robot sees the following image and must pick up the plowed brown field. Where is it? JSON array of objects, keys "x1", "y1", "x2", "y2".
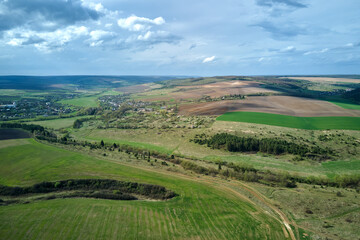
[
  {"x1": 178, "y1": 96, "x2": 360, "y2": 117},
  {"x1": 145, "y1": 81, "x2": 277, "y2": 101}
]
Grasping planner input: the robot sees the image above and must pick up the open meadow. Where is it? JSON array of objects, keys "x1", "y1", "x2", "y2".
[
  {"x1": 28, "y1": 116, "x2": 92, "y2": 130},
  {"x1": 0, "y1": 138, "x2": 288, "y2": 240},
  {"x1": 1, "y1": 75, "x2": 360, "y2": 240},
  {"x1": 216, "y1": 112, "x2": 360, "y2": 130},
  {"x1": 1, "y1": 0, "x2": 360, "y2": 237}
]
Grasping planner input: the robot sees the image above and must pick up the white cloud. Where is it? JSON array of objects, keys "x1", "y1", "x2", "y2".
[
  {"x1": 35, "y1": 26, "x2": 89, "y2": 52},
  {"x1": 137, "y1": 31, "x2": 153, "y2": 41},
  {"x1": 203, "y1": 56, "x2": 215, "y2": 63},
  {"x1": 280, "y1": 46, "x2": 296, "y2": 52},
  {"x1": 90, "y1": 30, "x2": 114, "y2": 41},
  {"x1": 6, "y1": 39, "x2": 22, "y2": 46},
  {"x1": 5, "y1": 26, "x2": 89, "y2": 52},
  {"x1": 88, "y1": 30, "x2": 115, "y2": 47},
  {"x1": 117, "y1": 15, "x2": 165, "y2": 32},
  {"x1": 304, "y1": 48, "x2": 328, "y2": 55},
  {"x1": 90, "y1": 41, "x2": 103, "y2": 47},
  {"x1": 258, "y1": 57, "x2": 271, "y2": 62},
  {"x1": 81, "y1": 1, "x2": 105, "y2": 13}
]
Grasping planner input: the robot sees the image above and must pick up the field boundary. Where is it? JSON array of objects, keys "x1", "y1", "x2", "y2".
[{"x1": 216, "y1": 111, "x2": 360, "y2": 130}]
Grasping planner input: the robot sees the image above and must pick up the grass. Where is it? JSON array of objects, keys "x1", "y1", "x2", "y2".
[
  {"x1": 329, "y1": 101, "x2": 360, "y2": 110},
  {"x1": 74, "y1": 128, "x2": 182, "y2": 155},
  {"x1": 217, "y1": 112, "x2": 360, "y2": 130},
  {"x1": 0, "y1": 89, "x2": 27, "y2": 96},
  {"x1": 58, "y1": 89, "x2": 122, "y2": 107},
  {"x1": 70, "y1": 122, "x2": 360, "y2": 178},
  {"x1": 59, "y1": 96, "x2": 99, "y2": 107},
  {"x1": 253, "y1": 182, "x2": 360, "y2": 240},
  {"x1": 204, "y1": 154, "x2": 360, "y2": 178},
  {"x1": 0, "y1": 139, "x2": 286, "y2": 239},
  {"x1": 131, "y1": 88, "x2": 176, "y2": 101},
  {"x1": 28, "y1": 116, "x2": 91, "y2": 130}
]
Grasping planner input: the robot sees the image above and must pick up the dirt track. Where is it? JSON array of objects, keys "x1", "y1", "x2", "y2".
[{"x1": 179, "y1": 96, "x2": 360, "y2": 117}]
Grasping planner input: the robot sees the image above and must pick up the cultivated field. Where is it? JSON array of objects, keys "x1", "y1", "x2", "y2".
[
  {"x1": 117, "y1": 83, "x2": 162, "y2": 94},
  {"x1": 1, "y1": 75, "x2": 360, "y2": 240},
  {"x1": 179, "y1": 96, "x2": 360, "y2": 117},
  {"x1": 137, "y1": 81, "x2": 277, "y2": 101},
  {"x1": 216, "y1": 112, "x2": 360, "y2": 130},
  {"x1": 0, "y1": 139, "x2": 288, "y2": 240},
  {"x1": 282, "y1": 77, "x2": 360, "y2": 84},
  {"x1": 330, "y1": 101, "x2": 360, "y2": 110}
]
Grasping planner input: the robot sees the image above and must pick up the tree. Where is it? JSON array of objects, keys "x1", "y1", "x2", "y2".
[
  {"x1": 100, "y1": 140, "x2": 105, "y2": 147},
  {"x1": 73, "y1": 119, "x2": 82, "y2": 129}
]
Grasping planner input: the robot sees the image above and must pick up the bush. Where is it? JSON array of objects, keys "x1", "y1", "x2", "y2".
[
  {"x1": 0, "y1": 179, "x2": 177, "y2": 200},
  {"x1": 192, "y1": 133, "x2": 332, "y2": 158}
]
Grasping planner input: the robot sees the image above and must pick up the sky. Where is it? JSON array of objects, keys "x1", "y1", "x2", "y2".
[{"x1": 0, "y1": 0, "x2": 359, "y2": 76}]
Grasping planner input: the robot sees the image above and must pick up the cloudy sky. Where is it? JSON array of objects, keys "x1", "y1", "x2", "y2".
[{"x1": 0, "y1": 0, "x2": 359, "y2": 76}]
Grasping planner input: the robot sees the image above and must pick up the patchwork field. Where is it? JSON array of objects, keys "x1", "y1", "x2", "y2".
[
  {"x1": 0, "y1": 139, "x2": 288, "y2": 240},
  {"x1": 330, "y1": 101, "x2": 360, "y2": 110},
  {"x1": 2, "y1": 75, "x2": 360, "y2": 240},
  {"x1": 137, "y1": 81, "x2": 277, "y2": 101},
  {"x1": 179, "y1": 96, "x2": 360, "y2": 117},
  {"x1": 117, "y1": 83, "x2": 162, "y2": 94},
  {"x1": 281, "y1": 77, "x2": 360, "y2": 84},
  {"x1": 216, "y1": 112, "x2": 360, "y2": 130}
]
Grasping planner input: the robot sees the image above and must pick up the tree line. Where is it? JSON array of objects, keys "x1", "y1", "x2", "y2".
[
  {"x1": 0, "y1": 179, "x2": 176, "y2": 201},
  {"x1": 10, "y1": 123, "x2": 356, "y2": 190},
  {"x1": 0, "y1": 122, "x2": 56, "y2": 139},
  {"x1": 192, "y1": 133, "x2": 333, "y2": 159}
]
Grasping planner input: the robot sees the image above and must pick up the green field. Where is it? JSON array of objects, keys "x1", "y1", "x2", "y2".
[
  {"x1": 59, "y1": 96, "x2": 99, "y2": 107},
  {"x1": 70, "y1": 124, "x2": 360, "y2": 178},
  {"x1": 217, "y1": 112, "x2": 360, "y2": 130},
  {"x1": 330, "y1": 101, "x2": 360, "y2": 110},
  {"x1": 0, "y1": 139, "x2": 287, "y2": 239},
  {"x1": 28, "y1": 116, "x2": 90, "y2": 130}
]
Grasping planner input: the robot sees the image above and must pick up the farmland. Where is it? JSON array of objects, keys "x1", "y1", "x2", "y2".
[
  {"x1": 1, "y1": 75, "x2": 360, "y2": 240},
  {"x1": 330, "y1": 101, "x2": 360, "y2": 110},
  {"x1": 216, "y1": 112, "x2": 360, "y2": 130},
  {"x1": 179, "y1": 96, "x2": 360, "y2": 117},
  {"x1": 0, "y1": 139, "x2": 288, "y2": 240},
  {"x1": 58, "y1": 96, "x2": 100, "y2": 107},
  {"x1": 282, "y1": 76, "x2": 360, "y2": 84},
  {"x1": 28, "y1": 116, "x2": 92, "y2": 130}
]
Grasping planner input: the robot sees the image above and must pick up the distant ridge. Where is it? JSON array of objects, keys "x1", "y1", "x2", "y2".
[{"x1": 0, "y1": 75, "x2": 191, "y2": 90}]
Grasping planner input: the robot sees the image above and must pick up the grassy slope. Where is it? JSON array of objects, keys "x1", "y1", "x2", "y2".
[
  {"x1": 216, "y1": 112, "x2": 360, "y2": 130},
  {"x1": 59, "y1": 96, "x2": 99, "y2": 107},
  {"x1": 28, "y1": 116, "x2": 90, "y2": 130},
  {"x1": 58, "y1": 90, "x2": 123, "y2": 107},
  {"x1": 70, "y1": 125, "x2": 360, "y2": 178},
  {"x1": 0, "y1": 139, "x2": 285, "y2": 240},
  {"x1": 330, "y1": 101, "x2": 360, "y2": 110}
]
